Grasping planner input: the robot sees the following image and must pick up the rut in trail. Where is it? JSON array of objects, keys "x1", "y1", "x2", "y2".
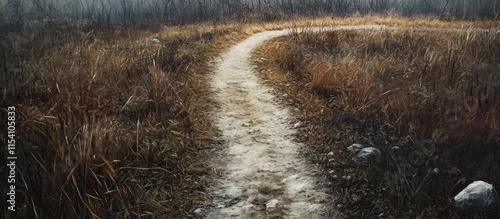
[{"x1": 206, "y1": 29, "x2": 329, "y2": 219}]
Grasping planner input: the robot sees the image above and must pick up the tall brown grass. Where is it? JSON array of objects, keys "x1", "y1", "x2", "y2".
[
  {"x1": 0, "y1": 15, "x2": 347, "y2": 219},
  {"x1": 254, "y1": 19, "x2": 500, "y2": 218},
  {"x1": 2, "y1": 14, "x2": 499, "y2": 218},
  {"x1": 0, "y1": 19, "x2": 257, "y2": 218}
]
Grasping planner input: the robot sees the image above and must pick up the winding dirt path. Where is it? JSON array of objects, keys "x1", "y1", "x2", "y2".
[
  {"x1": 206, "y1": 25, "x2": 386, "y2": 219},
  {"x1": 201, "y1": 24, "x2": 500, "y2": 218}
]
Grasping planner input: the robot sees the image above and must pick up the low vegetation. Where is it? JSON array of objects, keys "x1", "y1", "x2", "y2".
[
  {"x1": 0, "y1": 15, "x2": 408, "y2": 218},
  {"x1": 253, "y1": 15, "x2": 500, "y2": 218},
  {"x1": 0, "y1": 19, "x2": 265, "y2": 218},
  {"x1": 1, "y1": 12, "x2": 499, "y2": 218}
]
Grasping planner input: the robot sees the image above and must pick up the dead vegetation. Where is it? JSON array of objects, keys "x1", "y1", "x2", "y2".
[
  {"x1": 1, "y1": 13, "x2": 499, "y2": 218},
  {"x1": 0, "y1": 15, "x2": 387, "y2": 218},
  {"x1": 0, "y1": 19, "x2": 261, "y2": 218},
  {"x1": 253, "y1": 15, "x2": 500, "y2": 218}
]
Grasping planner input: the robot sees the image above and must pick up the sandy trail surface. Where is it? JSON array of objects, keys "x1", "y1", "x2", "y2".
[{"x1": 206, "y1": 26, "x2": 386, "y2": 219}]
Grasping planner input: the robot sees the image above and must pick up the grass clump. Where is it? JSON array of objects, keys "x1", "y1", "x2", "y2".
[{"x1": 254, "y1": 16, "x2": 500, "y2": 218}]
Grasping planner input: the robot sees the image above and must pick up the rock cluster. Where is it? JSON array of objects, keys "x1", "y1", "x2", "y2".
[{"x1": 347, "y1": 143, "x2": 381, "y2": 163}]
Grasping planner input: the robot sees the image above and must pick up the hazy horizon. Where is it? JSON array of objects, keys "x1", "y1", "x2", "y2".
[{"x1": 1, "y1": 0, "x2": 499, "y2": 24}]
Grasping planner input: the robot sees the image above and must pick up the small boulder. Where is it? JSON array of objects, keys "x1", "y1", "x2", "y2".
[
  {"x1": 454, "y1": 181, "x2": 500, "y2": 217},
  {"x1": 347, "y1": 143, "x2": 364, "y2": 153},
  {"x1": 354, "y1": 147, "x2": 381, "y2": 162},
  {"x1": 151, "y1": 38, "x2": 160, "y2": 43}
]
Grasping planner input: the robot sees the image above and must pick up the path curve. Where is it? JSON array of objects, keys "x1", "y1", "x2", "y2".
[
  {"x1": 206, "y1": 25, "x2": 387, "y2": 219},
  {"x1": 203, "y1": 24, "x2": 500, "y2": 218}
]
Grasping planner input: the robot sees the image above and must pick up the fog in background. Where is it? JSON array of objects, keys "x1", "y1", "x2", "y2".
[{"x1": 1, "y1": 0, "x2": 499, "y2": 25}]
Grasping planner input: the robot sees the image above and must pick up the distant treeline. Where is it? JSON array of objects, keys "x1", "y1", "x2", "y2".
[{"x1": 1, "y1": 0, "x2": 499, "y2": 25}]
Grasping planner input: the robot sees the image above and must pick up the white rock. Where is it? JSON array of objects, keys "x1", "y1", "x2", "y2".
[
  {"x1": 193, "y1": 208, "x2": 203, "y2": 215},
  {"x1": 347, "y1": 143, "x2": 364, "y2": 153},
  {"x1": 151, "y1": 38, "x2": 160, "y2": 43},
  {"x1": 454, "y1": 181, "x2": 499, "y2": 216},
  {"x1": 266, "y1": 199, "x2": 279, "y2": 210},
  {"x1": 293, "y1": 122, "x2": 302, "y2": 128},
  {"x1": 354, "y1": 147, "x2": 381, "y2": 162},
  {"x1": 327, "y1": 151, "x2": 334, "y2": 156}
]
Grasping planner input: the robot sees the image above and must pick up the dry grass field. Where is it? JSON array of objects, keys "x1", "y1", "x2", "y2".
[
  {"x1": 0, "y1": 16, "x2": 380, "y2": 218},
  {"x1": 0, "y1": 19, "x2": 262, "y2": 218},
  {"x1": 1, "y1": 13, "x2": 499, "y2": 218},
  {"x1": 253, "y1": 15, "x2": 500, "y2": 218}
]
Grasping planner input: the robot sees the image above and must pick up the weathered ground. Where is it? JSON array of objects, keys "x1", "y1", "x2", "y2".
[{"x1": 206, "y1": 29, "x2": 329, "y2": 219}]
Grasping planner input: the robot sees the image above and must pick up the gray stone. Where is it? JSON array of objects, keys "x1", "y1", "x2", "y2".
[
  {"x1": 193, "y1": 208, "x2": 203, "y2": 215},
  {"x1": 347, "y1": 143, "x2": 364, "y2": 153},
  {"x1": 354, "y1": 147, "x2": 381, "y2": 162},
  {"x1": 454, "y1": 181, "x2": 500, "y2": 217}
]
